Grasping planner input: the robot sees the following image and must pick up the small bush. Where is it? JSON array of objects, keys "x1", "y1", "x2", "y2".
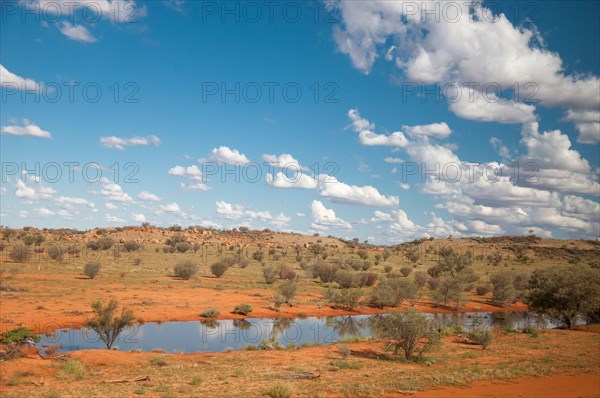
[
  {"x1": 174, "y1": 261, "x2": 199, "y2": 280},
  {"x1": 383, "y1": 265, "x2": 393, "y2": 273},
  {"x1": 400, "y1": 267, "x2": 413, "y2": 277},
  {"x1": 1, "y1": 327, "x2": 40, "y2": 344},
  {"x1": 476, "y1": 285, "x2": 490, "y2": 296},
  {"x1": 122, "y1": 241, "x2": 140, "y2": 252},
  {"x1": 85, "y1": 299, "x2": 135, "y2": 349},
  {"x1": 264, "y1": 382, "x2": 293, "y2": 398},
  {"x1": 84, "y1": 262, "x2": 101, "y2": 279},
  {"x1": 176, "y1": 242, "x2": 190, "y2": 253},
  {"x1": 201, "y1": 309, "x2": 220, "y2": 318},
  {"x1": 335, "y1": 270, "x2": 357, "y2": 288},
  {"x1": 57, "y1": 359, "x2": 86, "y2": 381},
  {"x1": 263, "y1": 265, "x2": 278, "y2": 284},
  {"x1": 325, "y1": 288, "x2": 362, "y2": 311},
  {"x1": 357, "y1": 249, "x2": 369, "y2": 260},
  {"x1": 150, "y1": 355, "x2": 168, "y2": 367},
  {"x1": 238, "y1": 258, "x2": 250, "y2": 268},
  {"x1": 279, "y1": 265, "x2": 297, "y2": 281},
  {"x1": 210, "y1": 261, "x2": 228, "y2": 278},
  {"x1": 357, "y1": 272, "x2": 378, "y2": 287},
  {"x1": 47, "y1": 246, "x2": 63, "y2": 261},
  {"x1": 337, "y1": 344, "x2": 351, "y2": 359},
  {"x1": 315, "y1": 262, "x2": 339, "y2": 283},
  {"x1": 372, "y1": 309, "x2": 439, "y2": 360},
  {"x1": 233, "y1": 304, "x2": 252, "y2": 315},
  {"x1": 86, "y1": 241, "x2": 100, "y2": 251},
  {"x1": 469, "y1": 327, "x2": 493, "y2": 350},
  {"x1": 414, "y1": 270, "x2": 428, "y2": 287},
  {"x1": 252, "y1": 250, "x2": 264, "y2": 262},
  {"x1": 66, "y1": 245, "x2": 80, "y2": 255},
  {"x1": 98, "y1": 237, "x2": 114, "y2": 250},
  {"x1": 9, "y1": 245, "x2": 30, "y2": 263},
  {"x1": 278, "y1": 281, "x2": 297, "y2": 304}
]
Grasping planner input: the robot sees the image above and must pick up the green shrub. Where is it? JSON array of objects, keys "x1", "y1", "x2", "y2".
[
  {"x1": 210, "y1": 261, "x2": 228, "y2": 278},
  {"x1": 0, "y1": 327, "x2": 40, "y2": 344},
  {"x1": 277, "y1": 281, "x2": 297, "y2": 305},
  {"x1": 400, "y1": 267, "x2": 413, "y2": 277},
  {"x1": 84, "y1": 262, "x2": 101, "y2": 279},
  {"x1": 370, "y1": 278, "x2": 418, "y2": 308},
  {"x1": 57, "y1": 359, "x2": 86, "y2": 381},
  {"x1": 315, "y1": 262, "x2": 339, "y2": 282},
  {"x1": 233, "y1": 304, "x2": 253, "y2": 315},
  {"x1": 490, "y1": 271, "x2": 517, "y2": 305},
  {"x1": 357, "y1": 272, "x2": 378, "y2": 287},
  {"x1": 325, "y1": 288, "x2": 362, "y2": 311},
  {"x1": 526, "y1": 265, "x2": 600, "y2": 328},
  {"x1": 468, "y1": 327, "x2": 493, "y2": 350},
  {"x1": 174, "y1": 260, "x2": 199, "y2": 280},
  {"x1": 357, "y1": 249, "x2": 369, "y2": 260},
  {"x1": 201, "y1": 309, "x2": 220, "y2": 318},
  {"x1": 383, "y1": 265, "x2": 393, "y2": 273},
  {"x1": 84, "y1": 299, "x2": 135, "y2": 349},
  {"x1": 413, "y1": 270, "x2": 428, "y2": 288},
  {"x1": 335, "y1": 270, "x2": 357, "y2": 288},
  {"x1": 262, "y1": 265, "x2": 278, "y2": 284},
  {"x1": 150, "y1": 355, "x2": 168, "y2": 366},
  {"x1": 264, "y1": 382, "x2": 293, "y2": 398},
  {"x1": 371, "y1": 309, "x2": 440, "y2": 360}
]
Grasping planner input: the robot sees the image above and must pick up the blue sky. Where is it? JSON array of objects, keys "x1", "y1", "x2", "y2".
[{"x1": 1, "y1": 0, "x2": 599, "y2": 243}]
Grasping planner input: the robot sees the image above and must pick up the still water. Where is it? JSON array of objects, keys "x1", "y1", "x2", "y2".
[{"x1": 38, "y1": 312, "x2": 557, "y2": 354}]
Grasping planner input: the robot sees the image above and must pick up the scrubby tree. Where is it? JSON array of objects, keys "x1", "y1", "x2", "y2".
[
  {"x1": 9, "y1": 245, "x2": 30, "y2": 263},
  {"x1": 1, "y1": 228, "x2": 16, "y2": 242},
  {"x1": 165, "y1": 234, "x2": 186, "y2": 247},
  {"x1": 262, "y1": 265, "x2": 278, "y2": 284},
  {"x1": 335, "y1": 270, "x2": 357, "y2": 288},
  {"x1": 372, "y1": 309, "x2": 440, "y2": 360},
  {"x1": 428, "y1": 248, "x2": 472, "y2": 278},
  {"x1": 526, "y1": 265, "x2": 600, "y2": 328},
  {"x1": 85, "y1": 299, "x2": 135, "y2": 349},
  {"x1": 430, "y1": 276, "x2": 463, "y2": 309},
  {"x1": 413, "y1": 270, "x2": 428, "y2": 288},
  {"x1": 370, "y1": 278, "x2": 418, "y2": 308},
  {"x1": 490, "y1": 271, "x2": 517, "y2": 306},
  {"x1": 324, "y1": 288, "x2": 362, "y2": 311},
  {"x1": 47, "y1": 245, "x2": 63, "y2": 261},
  {"x1": 382, "y1": 249, "x2": 392, "y2": 262},
  {"x1": 277, "y1": 281, "x2": 297, "y2": 305}
]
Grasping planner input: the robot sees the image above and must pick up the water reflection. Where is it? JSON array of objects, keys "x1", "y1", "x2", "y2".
[{"x1": 37, "y1": 312, "x2": 568, "y2": 354}]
